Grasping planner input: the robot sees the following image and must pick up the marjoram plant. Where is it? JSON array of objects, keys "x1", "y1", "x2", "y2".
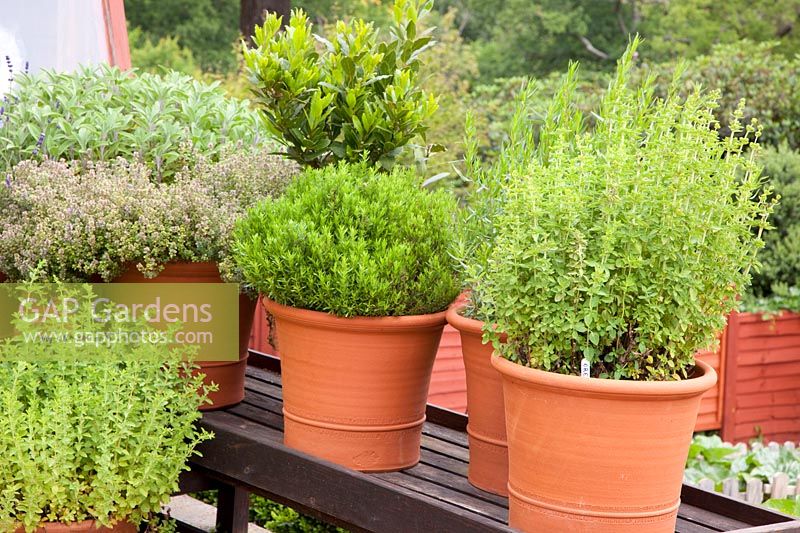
[
  {"x1": 243, "y1": 0, "x2": 438, "y2": 169},
  {"x1": 233, "y1": 161, "x2": 460, "y2": 317},
  {"x1": 480, "y1": 39, "x2": 774, "y2": 381},
  {"x1": 0, "y1": 283, "x2": 212, "y2": 531}
]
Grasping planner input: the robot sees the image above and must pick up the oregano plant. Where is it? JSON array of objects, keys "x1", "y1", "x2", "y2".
[
  {"x1": 243, "y1": 0, "x2": 438, "y2": 169},
  {"x1": 480, "y1": 39, "x2": 774, "y2": 381},
  {"x1": 0, "y1": 283, "x2": 212, "y2": 531}
]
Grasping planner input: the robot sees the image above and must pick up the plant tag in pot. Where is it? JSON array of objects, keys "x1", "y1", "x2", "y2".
[{"x1": 581, "y1": 358, "x2": 590, "y2": 378}]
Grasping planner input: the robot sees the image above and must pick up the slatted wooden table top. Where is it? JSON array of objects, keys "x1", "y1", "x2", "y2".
[{"x1": 187, "y1": 354, "x2": 799, "y2": 533}]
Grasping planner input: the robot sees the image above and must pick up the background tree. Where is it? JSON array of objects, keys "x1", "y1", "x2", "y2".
[{"x1": 241, "y1": 0, "x2": 291, "y2": 45}]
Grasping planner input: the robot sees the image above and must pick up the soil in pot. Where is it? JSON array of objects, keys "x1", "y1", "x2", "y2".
[
  {"x1": 114, "y1": 262, "x2": 256, "y2": 410},
  {"x1": 492, "y1": 356, "x2": 716, "y2": 533},
  {"x1": 14, "y1": 520, "x2": 137, "y2": 532},
  {"x1": 446, "y1": 303, "x2": 508, "y2": 496},
  {"x1": 264, "y1": 297, "x2": 447, "y2": 472}
]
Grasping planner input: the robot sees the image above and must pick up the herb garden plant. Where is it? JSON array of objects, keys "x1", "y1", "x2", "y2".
[
  {"x1": 244, "y1": 0, "x2": 438, "y2": 169},
  {"x1": 0, "y1": 66, "x2": 271, "y2": 181},
  {"x1": 232, "y1": 160, "x2": 460, "y2": 471},
  {"x1": 0, "y1": 150, "x2": 296, "y2": 283},
  {"x1": 0, "y1": 284, "x2": 211, "y2": 532},
  {"x1": 481, "y1": 40, "x2": 773, "y2": 533}
]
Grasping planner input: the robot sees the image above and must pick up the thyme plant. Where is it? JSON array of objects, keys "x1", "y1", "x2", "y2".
[{"x1": 481, "y1": 40, "x2": 774, "y2": 380}]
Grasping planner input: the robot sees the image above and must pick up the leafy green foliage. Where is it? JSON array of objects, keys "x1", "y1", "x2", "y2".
[
  {"x1": 243, "y1": 0, "x2": 438, "y2": 169},
  {"x1": 647, "y1": 41, "x2": 800, "y2": 148},
  {"x1": 250, "y1": 496, "x2": 346, "y2": 533},
  {"x1": 765, "y1": 496, "x2": 800, "y2": 517},
  {"x1": 125, "y1": 0, "x2": 240, "y2": 73},
  {"x1": 0, "y1": 152, "x2": 296, "y2": 283},
  {"x1": 129, "y1": 27, "x2": 200, "y2": 76},
  {"x1": 638, "y1": 0, "x2": 800, "y2": 64},
  {"x1": 0, "y1": 66, "x2": 270, "y2": 181},
  {"x1": 0, "y1": 284, "x2": 212, "y2": 531},
  {"x1": 685, "y1": 435, "x2": 800, "y2": 509},
  {"x1": 746, "y1": 144, "x2": 800, "y2": 311},
  {"x1": 480, "y1": 40, "x2": 774, "y2": 380},
  {"x1": 233, "y1": 161, "x2": 460, "y2": 316}
]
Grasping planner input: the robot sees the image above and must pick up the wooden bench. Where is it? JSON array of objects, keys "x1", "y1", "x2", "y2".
[{"x1": 177, "y1": 352, "x2": 800, "y2": 533}]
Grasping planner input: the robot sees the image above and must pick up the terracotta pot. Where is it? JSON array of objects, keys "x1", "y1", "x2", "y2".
[
  {"x1": 114, "y1": 262, "x2": 256, "y2": 410},
  {"x1": 446, "y1": 303, "x2": 508, "y2": 496},
  {"x1": 492, "y1": 355, "x2": 716, "y2": 533},
  {"x1": 14, "y1": 519, "x2": 137, "y2": 532},
  {"x1": 264, "y1": 298, "x2": 447, "y2": 472}
]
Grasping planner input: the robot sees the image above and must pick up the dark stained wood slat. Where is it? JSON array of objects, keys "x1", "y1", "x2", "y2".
[
  {"x1": 418, "y1": 446, "x2": 469, "y2": 477},
  {"x1": 680, "y1": 485, "x2": 795, "y2": 527},
  {"x1": 677, "y1": 503, "x2": 751, "y2": 532},
  {"x1": 196, "y1": 410, "x2": 513, "y2": 533},
  {"x1": 374, "y1": 470, "x2": 508, "y2": 524},
  {"x1": 675, "y1": 517, "x2": 724, "y2": 533},
  {"x1": 401, "y1": 461, "x2": 507, "y2": 507}
]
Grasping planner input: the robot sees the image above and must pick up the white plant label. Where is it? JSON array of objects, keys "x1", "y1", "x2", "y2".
[{"x1": 581, "y1": 358, "x2": 590, "y2": 378}]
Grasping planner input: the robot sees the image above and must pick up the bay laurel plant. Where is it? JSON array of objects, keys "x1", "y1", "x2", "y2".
[
  {"x1": 481, "y1": 40, "x2": 774, "y2": 381},
  {"x1": 232, "y1": 161, "x2": 460, "y2": 317},
  {"x1": 0, "y1": 66, "x2": 271, "y2": 181},
  {"x1": 0, "y1": 150, "x2": 297, "y2": 282},
  {"x1": 0, "y1": 283, "x2": 212, "y2": 531},
  {"x1": 243, "y1": 0, "x2": 438, "y2": 169}
]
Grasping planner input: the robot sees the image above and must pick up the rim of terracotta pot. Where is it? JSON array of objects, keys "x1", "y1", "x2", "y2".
[
  {"x1": 262, "y1": 298, "x2": 448, "y2": 332},
  {"x1": 492, "y1": 354, "x2": 716, "y2": 399},
  {"x1": 445, "y1": 302, "x2": 483, "y2": 334}
]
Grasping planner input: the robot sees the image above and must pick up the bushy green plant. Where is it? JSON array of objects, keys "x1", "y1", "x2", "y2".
[
  {"x1": 0, "y1": 284, "x2": 212, "y2": 531},
  {"x1": 129, "y1": 26, "x2": 200, "y2": 76},
  {"x1": 480, "y1": 40, "x2": 774, "y2": 381},
  {"x1": 243, "y1": 0, "x2": 438, "y2": 169},
  {"x1": 0, "y1": 151, "x2": 297, "y2": 282},
  {"x1": 0, "y1": 66, "x2": 270, "y2": 181},
  {"x1": 746, "y1": 144, "x2": 800, "y2": 311},
  {"x1": 646, "y1": 41, "x2": 800, "y2": 148},
  {"x1": 685, "y1": 435, "x2": 800, "y2": 503},
  {"x1": 233, "y1": 161, "x2": 460, "y2": 316}
]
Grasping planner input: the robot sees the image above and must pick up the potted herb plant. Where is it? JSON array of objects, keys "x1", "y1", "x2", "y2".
[
  {"x1": 446, "y1": 90, "x2": 538, "y2": 496},
  {"x1": 232, "y1": 161, "x2": 460, "y2": 471},
  {"x1": 0, "y1": 284, "x2": 211, "y2": 532},
  {"x1": 242, "y1": 0, "x2": 438, "y2": 171},
  {"x1": 0, "y1": 151, "x2": 296, "y2": 409},
  {"x1": 479, "y1": 40, "x2": 774, "y2": 532}
]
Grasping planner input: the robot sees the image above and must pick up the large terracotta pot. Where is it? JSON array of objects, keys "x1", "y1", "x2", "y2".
[
  {"x1": 492, "y1": 355, "x2": 716, "y2": 533},
  {"x1": 114, "y1": 262, "x2": 256, "y2": 410},
  {"x1": 446, "y1": 303, "x2": 508, "y2": 496},
  {"x1": 14, "y1": 520, "x2": 137, "y2": 532},
  {"x1": 264, "y1": 298, "x2": 447, "y2": 472}
]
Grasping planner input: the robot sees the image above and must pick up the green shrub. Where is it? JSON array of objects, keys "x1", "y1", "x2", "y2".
[
  {"x1": 233, "y1": 161, "x2": 460, "y2": 316},
  {"x1": 0, "y1": 66, "x2": 270, "y2": 181},
  {"x1": 0, "y1": 151, "x2": 297, "y2": 282},
  {"x1": 129, "y1": 26, "x2": 200, "y2": 76},
  {"x1": 749, "y1": 144, "x2": 800, "y2": 299},
  {"x1": 479, "y1": 40, "x2": 773, "y2": 381},
  {"x1": 243, "y1": 0, "x2": 438, "y2": 169},
  {"x1": 0, "y1": 284, "x2": 212, "y2": 531},
  {"x1": 647, "y1": 41, "x2": 800, "y2": 148}
]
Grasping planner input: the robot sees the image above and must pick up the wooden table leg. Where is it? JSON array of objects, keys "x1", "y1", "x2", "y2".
[{"x1": 216, "y1": 483, "x2": 250, "y2": 533}]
